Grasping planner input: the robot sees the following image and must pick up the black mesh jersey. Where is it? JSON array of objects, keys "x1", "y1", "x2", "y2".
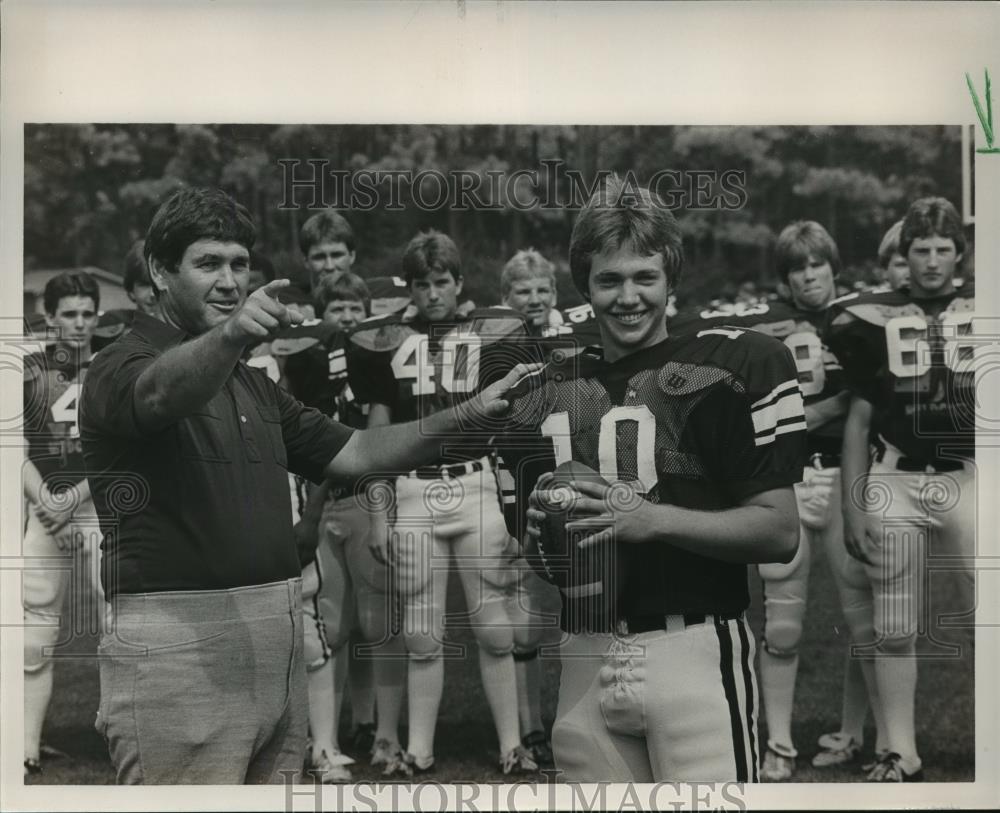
[
  {"x1": 671, "y1": 299, "x2": 846, "y2": 455},
  {"x1": 346, "y1": 307, "x2": 533, "y2": 461},
  {"x1": 497, "y1": 327, "x2": 808, "y2": 626},
  {"x1": 23, "y1": 345, "x2": 93, "y2": 484},
  {"x1": 824, "y1": 285, "x2": 976, "y2": 461}
]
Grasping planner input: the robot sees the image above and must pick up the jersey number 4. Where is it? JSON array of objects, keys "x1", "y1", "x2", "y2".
[
  {"x1": 50, "y1": 383, "x2": 80, "y2": 437},
  {"x1": 540, "y1": 406, "x2": 658, "y2": 494},
  {"x1": 391, "y1": 333, "x2": 482, "y2": 396}
]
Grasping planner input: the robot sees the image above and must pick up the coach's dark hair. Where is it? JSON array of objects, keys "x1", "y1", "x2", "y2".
[
  {"x1": 299, "y1": 210, "x2": 356, "y2": 256},
  {"x1": 774, "y1": 220, "x2": 841, "y2": 281},
  {"x1": 314, "y1": 272, "x2": 372, "y2": 316},
  {"x1": 43, "y1": 270, "x2": 100, "y2": 315},
  {"x1": 122, "y1": 239, "x2": 151, "y2": 293},
  {"x1": 144, "y1": 187, "x2": 256, "y2": 274},
  {"x1": 569, "y1": 176, "x2": 683, "y2": 297},
  {"x1": 402, "y1": 230, "x2": 461, "y2": 285},
  {"x1": 899, "y1": 196, "x2": 965, "y2": 259},
  {"x1": 877, "y1": 221, "x2": 904, "y2": 269}
]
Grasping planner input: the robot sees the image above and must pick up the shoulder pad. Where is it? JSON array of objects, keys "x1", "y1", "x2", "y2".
[
  {"x1": 23, "y1": 351, "x2": 48, "y2": 382},
  {"x1": 828, "y1": 289, "x2": 922, "y2": 328},
  {"x1": 945, "y1": 292, "x2": 975, "y2": 315},
  {"x1": 464, "y1": 307, "x2": 529, "y2": 341},
  {"x1": 347, "y1": 315, "x2": 414, "y2": 352}
]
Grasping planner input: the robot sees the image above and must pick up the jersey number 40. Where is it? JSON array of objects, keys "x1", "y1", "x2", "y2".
[
  {"x1": 50, "y1": 383, "x2": 80, "y2": 437},
  {"x1": 391, "y1": 333, "x2": 482, "y2": 396}
]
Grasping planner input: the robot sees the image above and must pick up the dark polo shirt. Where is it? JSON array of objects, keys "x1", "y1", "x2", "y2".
[{"x1": 80, "y1": 313, "x2": 354, "y2": 598}]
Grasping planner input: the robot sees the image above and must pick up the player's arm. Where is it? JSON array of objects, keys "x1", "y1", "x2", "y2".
[
  {"x1": 323, "y1": 363, "x2": 538, "y2": 480},
  {"x1": 132, "y1": 280, "x2": 302, "y2": 433},
  {"x1": 803, "y1": 390, "x2": 850, "y2": 430},
  {"x1": 530, "y1": 481, "x2": 799, "y2": 564},
  {"x1": 23, "y1": 458, "x2": 44, "y2": 504},
  {"x1": 293, "y1": 479, "x2": 331, "y2": 567},
  {"x1": 840, "y1": 393, "x2": 877, "y2": 564}
]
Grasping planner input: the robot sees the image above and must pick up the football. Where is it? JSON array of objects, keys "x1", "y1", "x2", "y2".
[{"x1": 529, "y1": 460, "x2": 626, "y2": 631}]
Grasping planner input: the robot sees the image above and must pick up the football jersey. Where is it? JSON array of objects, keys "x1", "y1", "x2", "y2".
[
  {"x1": 825, "y1": 285, "x2": 976, "y2": 461},
  {"x1": 345, "y1": 307, "x2": 533, "y2": 461},
  {"x1": 497, "y1": 327, "x2": 808, "y2": 631},
  {"x1": 541, "y1": 303, "x2": 603, "y2": 348},
  {"x1": 91, "y1": 308, "x2": 136, "y2": 352},
  {"x1": 365, "y1": 275, "x2": 412, "y2": 316},
  {"x1": 23, "y1": 345, "x2": 92, "y2": 484},
  {"x1": 670, "y1": 299, "x2": 846, "y2": 455}
]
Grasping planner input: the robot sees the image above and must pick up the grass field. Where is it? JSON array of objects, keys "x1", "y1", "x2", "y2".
[{"x1": 26, "y1": 538, "x2": 974, "y2": 786}]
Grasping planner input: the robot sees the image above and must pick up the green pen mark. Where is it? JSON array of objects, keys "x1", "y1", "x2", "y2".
[{"x1": 967, "y1": 69, "x2": 1000, "y2": 153}]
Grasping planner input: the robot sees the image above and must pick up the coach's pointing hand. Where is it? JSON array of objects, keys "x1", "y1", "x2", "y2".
[
  {"x1": 222, "y1": 279, "x2": 305, "y2": 345},
  {"x1": 458, "y1": 362, "x2": 543, "y2": 424}
]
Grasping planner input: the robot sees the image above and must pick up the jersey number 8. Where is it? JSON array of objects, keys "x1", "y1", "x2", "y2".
[{"x1": 391, "y1": 333, "x2": 482, "y2": 396}]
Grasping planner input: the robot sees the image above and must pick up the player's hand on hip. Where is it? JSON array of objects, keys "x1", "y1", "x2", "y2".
[
  {"x1": 34, "y1": 486, "x2": 74, "y2": 534},
  {"x1": 464, "y1": 362, "x2": 544, "y2": 421},
  {"x1": 221, "y1": 279, "x2": 305, "y2": 346},
  {"x1": 293, "y1": 517, "x2": 321, "y2": 567},
  {"x1": 565, "y1": 479, "x2": 653, "y2": 548},
  {"x1": 843, "y1": 509, "x2": 876, "y2": 566}
]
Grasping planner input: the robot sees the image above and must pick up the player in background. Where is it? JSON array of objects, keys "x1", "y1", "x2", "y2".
[
  {"x1": 23, "y1": 271, "x2": 104, "y2": 776},
  {"x1": 500, "y1": 178, "x2": 805, "y2": 782},
  {"x1": 874, "y1": 221, "x2": 910, "y2": 293},
  {"x1": 826, "y1": 197, "x2": 975, "y2": 782},
  {"x1": 91, "y1": 241, "x2": 159, "y2": 352},
  {"x1": 497, "y1": 249, "x2": 564, "y2": 764},
  {"x1": 346, "y1": 230, "x2": 538, "y2": 777}
]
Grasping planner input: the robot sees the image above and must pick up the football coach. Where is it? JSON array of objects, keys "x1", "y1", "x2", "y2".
[{"x1": 79, "y1": 187, "x2": 530, "y2": 784}]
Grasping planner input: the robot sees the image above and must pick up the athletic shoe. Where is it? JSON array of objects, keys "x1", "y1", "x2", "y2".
[
  {"x1": 812, "y1": 732, "x2": 861, "y2": 767},
  {"x1": 500, "y1": 745, "x2": 539, "y2": 775},
  {"x1": 309, "y1": 749, "x2": 354, "y2": 784},
  {"x1": 351, "y1": 722, "x2": 376, "y2": 755},
  {"x1": 761, "y1": 748, "x2": 795, "y2": 781},
  {"x1": 861, "y1": 748, "x2": 890, "y2": 774},
  {"x1": 522, "y1": 730, "x2": 553, "y2": 766},
  {"x1": 371, "y1": 738, "x2": 402, "y2": 767},
  {"x1": 24, "y1": 758, "x2": 41, "y2": 777},
  {"x1": 866, "y1": 751, "x2": 924, "y2": 782},
  {"x1": 382, "y1": 751, "x2": 435, "y2": 779}
]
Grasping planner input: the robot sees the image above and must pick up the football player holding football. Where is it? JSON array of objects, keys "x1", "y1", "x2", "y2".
[
  {"x1": 825, "y1": 196, "x2": 975, "y2": 782},
  {"x1": 501, "y1": 178, "x2": 807, "y2": 782},
  {"x1": 23, "y1": 271, "x2": 105, "y2": 776},
  {"x1": 346, "y1": 230, "x2": 539, "y2": 776}
]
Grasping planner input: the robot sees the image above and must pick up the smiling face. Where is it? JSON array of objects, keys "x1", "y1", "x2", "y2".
[
  {"x1": 589, "y1": 245, "x2": 670, "y2": 362},
  {"x1": 151, "y1": 238, "x2": 250, "y2": 335},
  {"x1": 786, "y1": 254, "x2": 836, "y2": 311},
  {"x1": 504, "y1": 274, "x2": 556, "y2": 328},
  {"x1": 410, "y1": 269, "x2": 462, "y2": 323},
  {"x1": 46, "y1": 295, "x2": 98, "y2": 352},
  {"x1": 906, "y1": 234, "x2": 961, "y2": 298},
  {"x1": 306, "y1": 240, "x2": 356, "y2": 288}
]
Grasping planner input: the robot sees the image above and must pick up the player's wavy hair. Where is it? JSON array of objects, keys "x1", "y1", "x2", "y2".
[
  {"x1": 774, "y1": 220, "x2": 841, "y2": 281},
  {"x1": 402, "y1": 230, "x2": 461, "y2": 284},
  {"x1": 899, "y1": 196, "x2": 965, "y2": 258},
  {"x1": 299, "y1": 210, "x2": 356, "y2": 256},
  {"x1": 569, "y1": 176, "x2": 683, "y2": 298},
  {"x1": 144, "y1": 187, "x2": 256, "y2": 274},
  {"x1": 501, "y1": 249, "x2": 556, "y2": 300},
  {"x1": 877, "y1": 220, "x2": 904, "y2": 269},
  {"x1": 122, "y1": 239, "x2": 151, "y2": 293},
  {"x1": 43, "y1": 270, "x2": 101, "y2": 315},
  {"x1": 314, "y1": 272, "x2": 372, "y2": 317}
]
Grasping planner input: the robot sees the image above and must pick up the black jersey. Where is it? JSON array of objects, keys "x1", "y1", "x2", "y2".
[
  {"x1": 541, "y1": 303, "x2": 603, "y2": 349},
  {"x1": 91, "y1": 308, "x2": 136, "y2": 353},
  {"x1": 671, "y1": 299, "x2": 846, "y2": 455},
  {"x1": 497, "y1": 327, "x2": 807, "y2": 631},
  {"x1": 345, "y1": 308, "x2": 533, "y2": 463},
  {"x1": 824, "y1": 285, "x2": 976, "y2": 461},
  {"x1": 23, "y1": 345, "x2": 93, "y2": 484}
]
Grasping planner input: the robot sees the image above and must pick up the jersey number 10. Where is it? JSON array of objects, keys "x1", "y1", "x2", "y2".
[{"x1": 540, "y1": 406, "x2": 658, "y2": 494}]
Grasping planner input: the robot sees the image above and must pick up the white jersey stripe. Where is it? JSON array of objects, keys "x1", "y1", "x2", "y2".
[
  {"x1": 755, "y1": 418, "x2": 809, "y2": 447},
  {"x1": 751, "y1": 378, "x2": 800, "y2": 411},
  {"x1": 751, "y1": 389, "x2": 805, "y2": 437}
]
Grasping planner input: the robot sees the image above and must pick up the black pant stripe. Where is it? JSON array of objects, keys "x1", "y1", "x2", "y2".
[
  {"x1": 716, "y1": 618, "x2": 749, "y2": 782},
  {"x1": 736, "y1": 617, "x2": 759, "y2": 782},
  {"x1": 311, "y1": 591, "x2": 332, "y2": 662}
]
